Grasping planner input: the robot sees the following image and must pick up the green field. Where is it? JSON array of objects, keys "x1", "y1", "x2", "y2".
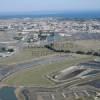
[
  {"x1": 0, "y1": 40, "x2": 99, "y2": 65},
  {"x1": 74, "y1": 40, "x2": 100, "y2": 51},
  {"x1": 3, "y1": 54, "x2": 94, "y2": 87},
  {"x1": 0, "y1": 47, "x2": 56, "y2": 65},
  {"x1": 53, "y1": 40, "x2": 100, "y2": 52}
]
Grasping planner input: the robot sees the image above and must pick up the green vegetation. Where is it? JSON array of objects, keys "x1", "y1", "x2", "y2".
[
  {"x1": 0, "y1": 47, "x2": 56, "y2": 65},
  {"x1": 0, "y1": 40, "x2": 99, "y2": 65},
  {"x1": 3, "y1": 54, "x2": 94, "y2": 86},
  {"x1": 74, "y1": 40, "x2": 100, "y2": 51},
  {"x1": 47, "y1": 40, "x2": 100, "y2": 56},
  {"x1": 53, "y1": 40, "x2": 100, "y2": 52},
  {"x1": 75, "y1": 96, "x2": 94, "y2": 100}
]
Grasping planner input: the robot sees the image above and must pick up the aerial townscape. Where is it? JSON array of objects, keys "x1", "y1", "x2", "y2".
[
  {"x1": 0, "y1": 0, "x2": 100, "y2": 100},
  {"x1": 0, "y1": 17, "x2": 100, "y2": 100}
]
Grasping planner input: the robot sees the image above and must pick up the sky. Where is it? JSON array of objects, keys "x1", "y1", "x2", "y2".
[{"x1": 0, "y1": 0, "x2": 100, "y2": 12}]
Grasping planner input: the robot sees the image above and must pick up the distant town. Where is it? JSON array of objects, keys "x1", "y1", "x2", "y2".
[{"x1": 0, "y1": 18, "x2": 100, "y2": 57}]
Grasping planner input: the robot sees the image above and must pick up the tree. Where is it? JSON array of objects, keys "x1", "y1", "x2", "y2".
[
  {"x1": 8, "y1": 48, "x2": 14, "y2": 52},
  {"x1": 1, "y1": 47, "x2": 6, "y2": 52}
]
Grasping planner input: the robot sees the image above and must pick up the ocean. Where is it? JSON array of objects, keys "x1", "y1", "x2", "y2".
[{"x1": 0, "y1": 11, "x2": 100, "y2": 19}]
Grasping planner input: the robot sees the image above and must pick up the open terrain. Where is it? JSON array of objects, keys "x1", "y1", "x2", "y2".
[
  {"x1": 3, "y1": 54, "x2": 94, "y2": 86},
  {"x1": 53, "y1": 40, "x2": 100, "y2": 52},
  {"x1": 0, "y1": 18, "x2": 100, "y2": 100},
  {"x1": 0, "y1": 47, "x2": 56, "y2": 65}
]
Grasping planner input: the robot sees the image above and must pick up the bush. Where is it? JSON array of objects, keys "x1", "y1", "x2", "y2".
[
  {"x1": 8, "y1": 49, "x2": 14, "y2": 52},
  {"x1": 86, "y1": 51, "x2": 92, "y2": 55},
  {"x1": 65, "y1": 50, "x2": 71, "y2": 53},
  {"x1": 76, "y1": 51, "x2": 85, "y2": 54},
  {"x1": 93, "y1": 52, "x2": 100, "y2": 56}
]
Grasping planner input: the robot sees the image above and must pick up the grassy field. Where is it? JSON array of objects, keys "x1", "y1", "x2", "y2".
[
  {"x1": 53, "y1": 40, "x2": 100, "y2": 52},
  {"x1": 0, "y1": 47, "x2": 56, "y2": 65},
  {"x1": 74, "y1": 40, "x2": 100, "y2": 51},
  {"x1": 0, "y1": 40, "x2": 99, "y2": 65},
  {"x1": 3, "y1": 54, "x2": 94, "y2": 87}
]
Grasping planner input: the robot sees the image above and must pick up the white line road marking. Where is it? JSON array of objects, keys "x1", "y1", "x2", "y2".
[
  {"x1": 51, "y1": 94, "x2": 55, "y2": 100},
  {"x1": 74, "y1": 93, "x2": 79, "y2": 99},
  {"x1": 83, "y1": 90, "x2": 90, "y2": 96},
  {"x1": 62, "y1": 93, "x2": 66, "y2": 98}
]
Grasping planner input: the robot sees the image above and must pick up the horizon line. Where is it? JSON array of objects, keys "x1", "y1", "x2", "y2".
[{"x1": 0, "y1": 10, "x2": 100, "y2": 13}]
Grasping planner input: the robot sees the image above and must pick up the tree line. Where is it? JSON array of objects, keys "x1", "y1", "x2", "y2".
[{"x1": 45, "y1": 44, "x2": 100, "y2": 57}]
